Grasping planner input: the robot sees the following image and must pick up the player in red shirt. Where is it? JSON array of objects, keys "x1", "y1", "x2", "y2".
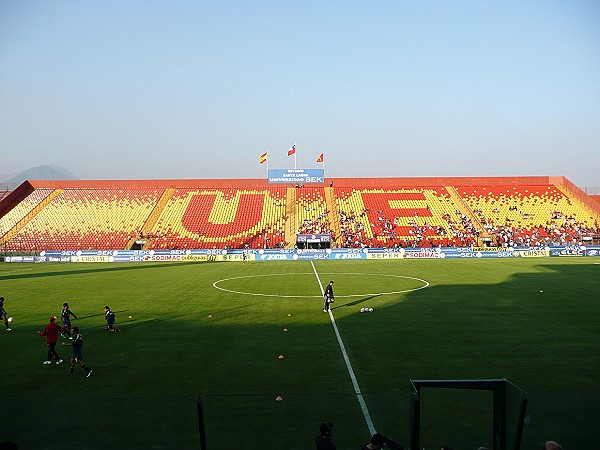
[{"x1": 38, "y1": 316, "x2": 65, "y2": 365}]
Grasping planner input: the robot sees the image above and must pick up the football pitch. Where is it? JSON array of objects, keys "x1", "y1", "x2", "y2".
[{"x1": 1, "y1": 258, "x2": 599, "y2": 449}]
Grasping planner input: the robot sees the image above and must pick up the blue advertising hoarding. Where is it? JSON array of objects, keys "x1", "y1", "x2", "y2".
[{"x1": 5, "y1": 245, "x2": 600, "y2": 263}]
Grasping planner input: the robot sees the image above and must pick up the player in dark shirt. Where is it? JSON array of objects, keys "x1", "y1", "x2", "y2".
[
  {"x1": 360, "y1": 433, "x2": 404, "y2": 450},
  {"x1": 323, "y1": 280, "x2": 335, "y2": 312},
  {"x1": 61, "y1": 327, "x2": 93, "y2": 377},
  {"x1": 60, "y1": 302, "x2": 77, "y2": 338},
  {"x1": 314, "y1": 422, "x2": 336, "y2": 450},
  {"x1": 0, "y1": 296, "x2": 11, "y2": 331},
  {"x1": 104, "y1": 306, "x2": 121, "y2": 332}
]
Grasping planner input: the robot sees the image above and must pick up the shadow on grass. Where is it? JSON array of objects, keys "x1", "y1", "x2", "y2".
[
  {"x1": 333, "y1": 294, "x2": 381, "y2": 309},
  {"x1": 2, "y1": 260, "x2": 598, "y2": 449},
  {"x1": 75, "y1": 310, "x2": 129, "y2": 320},
  {"x1": 0, "y1": 261, "x2": 203, "y2": 281}
]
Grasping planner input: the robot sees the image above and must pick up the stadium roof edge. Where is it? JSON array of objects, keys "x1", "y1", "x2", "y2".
[{"x1": 23, "y1": 176, "x2": 566, "y2": 189}]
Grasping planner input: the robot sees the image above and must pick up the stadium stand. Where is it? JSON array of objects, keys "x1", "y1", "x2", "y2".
[
  {"x1": 334, "y1": 186, "x2": 482, "y2": 248},
  {"x1": 148, "y1": 187, "x2": 287, "y2": 250},
  {"x1": 3, "y1": 187, "x2": 162, "y2": 251},
  {"x1": 0, "y1": 188, "x2": 55, "y2": 237},
  {"x1": 459, "y1": 184, "x2": 599, "y2": 246},
  {"x1": 295, "y1": 187, "x2": 332, "y2": 237},
  {"x1": 1, "y1": 177, "x2": 599, "y2": 251}
]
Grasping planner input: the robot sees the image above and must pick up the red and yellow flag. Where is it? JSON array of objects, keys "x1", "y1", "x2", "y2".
[
  {"x1": 316, "y1": 152, "x2": 324, "y2": 163},
  {"x1": 259, "y1": 152, "x2": 268, "y2": 164}
]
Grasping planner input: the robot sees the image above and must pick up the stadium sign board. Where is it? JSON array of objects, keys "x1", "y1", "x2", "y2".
[{"x1": 268, "y1": 169, "x2": 324, "y2": 184}]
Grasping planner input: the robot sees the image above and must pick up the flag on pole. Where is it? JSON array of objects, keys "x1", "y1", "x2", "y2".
[
  {"x1": 316, "y1": 152, "x2": 324, "y2": 163},
  {"x1": 287, "y1": 145, "x2": 296, "y2": 156},
  {"x1": 259, "y1": 152, "x2": 268, "y2": 164}
]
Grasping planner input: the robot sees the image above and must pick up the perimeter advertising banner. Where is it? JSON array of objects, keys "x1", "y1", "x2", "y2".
[
  {"x1": 549, "y1": 245, "x2": 586, "y2": 257},
  {"x1": 365, "y1": 248, "x2": 406, "y2": 260},
  {"x1": 268, "y1": 169, "x2": 325, "y2": 184},
  {"x1": 585, "y1": 246, "x2": 600, "y2": 257},
  {"x1": 5, "y1": 245, "x2": 600, "y2": 263}
]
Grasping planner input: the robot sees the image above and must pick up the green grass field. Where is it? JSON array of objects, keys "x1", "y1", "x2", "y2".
[{"x1": 1, "y1": 258, "x2": 599, "y2": 449}]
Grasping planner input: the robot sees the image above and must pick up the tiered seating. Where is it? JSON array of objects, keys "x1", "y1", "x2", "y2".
[
  {"x1": 2, "y1": 178, "x2": 598, "y2": 251},
  {"x1": 0, "y1": 189, "x2": 54, "y2": 236},
  {"x1": 4, "y1": 188, "x2": 161, "y2": 250},
  {"x1": 148, "y1": 188, "x2": 287, "y2": 249},
  {"x1": 334, "y1": 187, "x2": 473, "y2": 247},
  {"x1": 334, "y1": 187, "x2": 375, "y2": 247},
  {"x1": 459, "y1": 185, "x2": 599, "y2": 246},
  {"x1": 295, "y1": 187, "x2": 331, "y2": 235}
]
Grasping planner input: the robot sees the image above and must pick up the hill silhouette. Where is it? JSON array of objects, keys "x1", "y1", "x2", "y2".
[{"x1": 1, "y1": 165, "x2": 77, "y2": 187}]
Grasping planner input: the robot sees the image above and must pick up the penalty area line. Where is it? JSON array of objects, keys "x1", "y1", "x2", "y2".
[{"x1": 310, "y1": 261, "x2": 377, "y2": 436}]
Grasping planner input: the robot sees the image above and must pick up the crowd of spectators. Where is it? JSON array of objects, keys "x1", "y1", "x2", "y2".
[
  {"x1": 482, "y1": 210, "x2": 599, "y2": 247},
  {"x1": 297, "y1": 209, "x2": 333, "y2": 236},
  {"x1": 143, "y1": 204, "x2": 598, "y2": 250},
  {"x1": 335, "y1": 208, "x2": 482, "y2": 249},
  {"x1": 338, "y1": 209, "x2": 371, "y2": 248}
]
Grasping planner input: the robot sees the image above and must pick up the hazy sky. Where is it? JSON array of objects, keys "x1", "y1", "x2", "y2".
[{"x1": 1, "y1": 1, "x2": 599, "y2": 187}]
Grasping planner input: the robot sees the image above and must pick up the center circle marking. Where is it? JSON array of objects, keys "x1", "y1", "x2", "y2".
[{"x1": 212, "y1": 272, "x2": 429, "y2": 298}]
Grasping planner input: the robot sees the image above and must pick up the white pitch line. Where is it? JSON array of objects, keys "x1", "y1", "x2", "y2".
[
  {"x1": 310, "y1": 261, "x2": 377, "y2": 436},
  {"x1": 212, "y1": 272, "x2": 428, "y2": 298}
]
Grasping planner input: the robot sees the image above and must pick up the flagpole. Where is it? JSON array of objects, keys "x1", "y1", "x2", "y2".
[
  {"x1": 322, "y1": 150, "x2": 325, "y2": 174},
  {"x1": 294, "y1": 141, "x2": 297, "y2": 169}
]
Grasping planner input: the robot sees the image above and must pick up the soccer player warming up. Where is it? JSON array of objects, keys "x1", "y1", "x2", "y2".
[
  {"x1": 0, "y1": 296, "x2": 11, "y2": 331},
  {"x1": 62, "y1": 327, "x2": 93, "y2": 377},
  {"x1": 104, "y1": 306, "x2": 121, "y2": 332},
  {"x1": 60, "y1": 302, "x2": 77, "y2": 338}
]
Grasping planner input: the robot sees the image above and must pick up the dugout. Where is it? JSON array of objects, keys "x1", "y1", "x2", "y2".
[
  {"x1": 409, "y1": 378, "x2": 527, "y2": 450},
  {"x1": 295, "y1": 233, "x2": 331, "y2": 249}
]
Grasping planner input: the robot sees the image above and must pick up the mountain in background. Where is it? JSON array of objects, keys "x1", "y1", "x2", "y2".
[{"x1": 0, "y1": 165, "x2": 78, "y2": 187}]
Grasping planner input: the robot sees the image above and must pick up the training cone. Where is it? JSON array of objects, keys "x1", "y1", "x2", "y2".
[
  {"x1": 283, "y1": 328, "x2": 288, "y2": 332},
  {"x1": 278, "y1": 354, "x2": 285, "y2": 359},
  {"x1": 287, "y1": 313, "x2": 292, "y2": 317},
  {"x1": 208, "y1": 314, "x2": 213, "y2": 318},
  {"x1": 275, "y1": 396, "x2": 283, "y2": 401},
  {"x1": 128, "y1": 315, "x2": 133, "y2": 319}
]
